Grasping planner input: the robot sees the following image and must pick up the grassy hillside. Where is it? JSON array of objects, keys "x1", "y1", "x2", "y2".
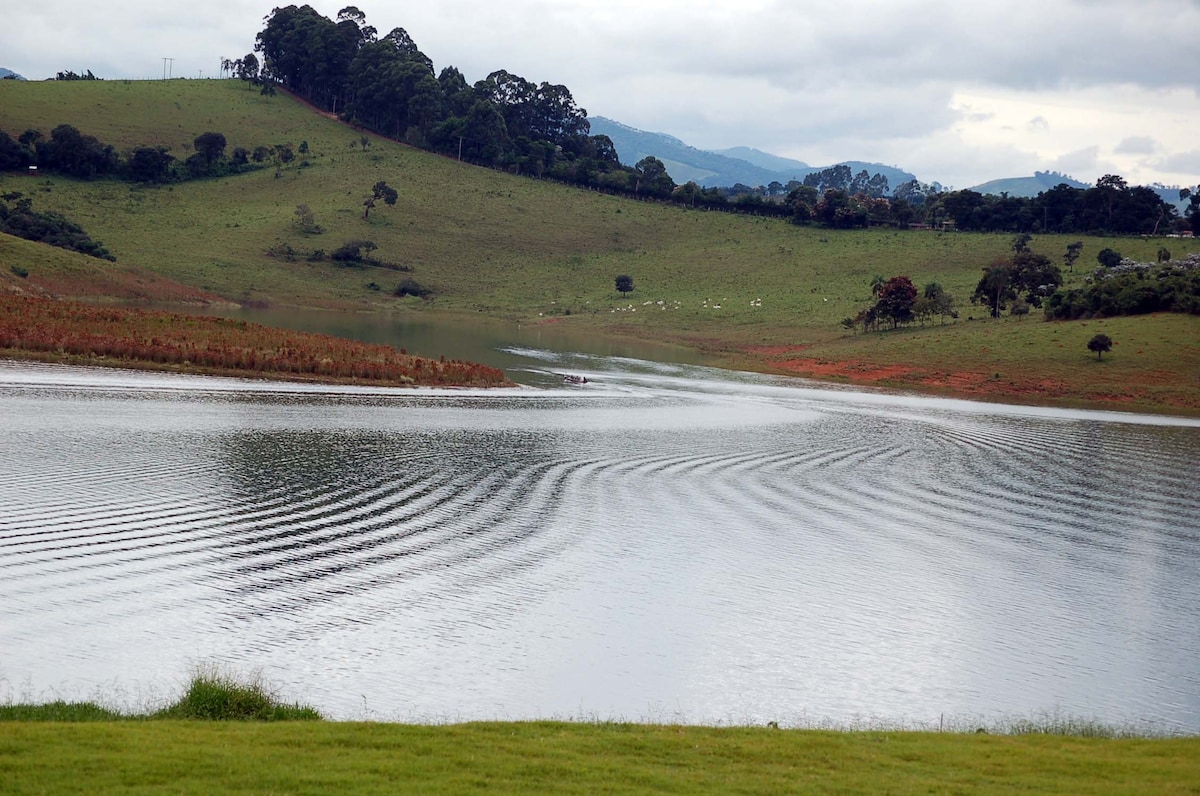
[
  {"x1": 2, "y1": 79, "x2": 1198, "y2": 411},
  {"x1": 0, "y1": 232, "x2": 219, "y2": 302}
]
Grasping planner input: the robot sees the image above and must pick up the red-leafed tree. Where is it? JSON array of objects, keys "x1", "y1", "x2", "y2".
[{"x1": 874, "y1": 275, "x2": 918, "y2": 329}]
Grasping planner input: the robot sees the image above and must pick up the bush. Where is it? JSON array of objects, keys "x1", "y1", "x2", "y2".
[
  {"x1": 394, "y1": 277, "x2": 432, "y2": 298},
  {"x1": 10, "y1": 264, "x2": 29, "y2": 278},
  {"x1": 1097, "y1": 247, "x2": 1122, "y2": 268},
  {"x1": 331, "y1": 239, "x2": 377, "y2": 263},
  {"x1": 153, "y1": 665, "x2": 321, "y2": 721}
]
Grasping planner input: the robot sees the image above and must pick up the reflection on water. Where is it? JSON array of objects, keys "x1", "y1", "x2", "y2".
[
  {"x1": 197, "y1": 306, "x2": 716, "y2": 387},
  {"x1": 1, "y1": 356, "x2": 1198, "y2": 728}
]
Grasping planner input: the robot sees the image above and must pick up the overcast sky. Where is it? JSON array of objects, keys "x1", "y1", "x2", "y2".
[{"x1": 4, "y1": 0, "x2": 1198, "y2": 189}]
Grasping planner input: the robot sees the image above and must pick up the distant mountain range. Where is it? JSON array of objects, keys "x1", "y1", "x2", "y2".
[
  {"x1": 0, "y1": 67, "x2": 27, "y2": 80},
  {"x1": 588, "y1": 116, "x2": 916, "y2": 191},
  {"x1": 586, "y1": 118, "x2": 1188, "y2": 209}
]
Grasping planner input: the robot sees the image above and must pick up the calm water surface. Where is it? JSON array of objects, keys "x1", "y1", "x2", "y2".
[{"x1": 1, "y1": 351, "x2": 1198, "y2": 728}]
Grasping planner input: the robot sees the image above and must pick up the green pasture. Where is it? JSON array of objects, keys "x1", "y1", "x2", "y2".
[
  {"x1": 6, "y1": 669, "x2": 1193, "y2": 795},
  {"x1": 775, "y1": 313, "x2": 1200, "y2": 412},
  {"x1": 1, "y1": 720, "x2": 1196, "y2": 795},
  {"x1": 2, "y1": 78, "x2": 1198, "y2": 410}
]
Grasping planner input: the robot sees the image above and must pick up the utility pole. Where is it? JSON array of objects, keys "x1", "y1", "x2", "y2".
[{"x1": 161, "y1": 57, "x2": 174, "y2": 80}]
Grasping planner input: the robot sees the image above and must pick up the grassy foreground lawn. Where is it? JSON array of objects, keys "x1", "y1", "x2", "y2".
[{"x1": 2, "y1": 721, "x2": 1197, "y2": 795}]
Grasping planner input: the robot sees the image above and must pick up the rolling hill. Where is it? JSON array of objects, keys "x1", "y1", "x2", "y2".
[
  {"x1": 1, "y1": 78, "x2": 1198, "y2": 413},
  {"x1": 969, "y1": 171, "x2": 1189, "y2": 212},
  {"x1": 969, "y1": 171, "x2": 1089, "y2": 197}
]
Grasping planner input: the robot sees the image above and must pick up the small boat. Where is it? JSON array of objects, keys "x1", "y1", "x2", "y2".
[{"x1": 562, "y1": 374, "x2": 589, "y2": 385}]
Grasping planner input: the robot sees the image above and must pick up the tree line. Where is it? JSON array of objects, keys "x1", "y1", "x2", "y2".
[
  {"x1": 0, "y1": 191, "x2": 114, "y2": 260},
  {"x1": 0, "y1": 124, "x2": 295, "y2": 183},
  {"x1": 1045, "y1": 253, "x2": 1200, "y2": 319},
  {"x1": 251, "y1": 5, "x2": 634, "y2": 188},
  {"x1": 245, "y1": 6, "x2": 835, "y2": 209},
  {"x1": 846, "y1": 235, "x2": 1200, "y2": 336},
  {"x1": 779, "y1": 175, "x2": 1187, "y2": 235}
]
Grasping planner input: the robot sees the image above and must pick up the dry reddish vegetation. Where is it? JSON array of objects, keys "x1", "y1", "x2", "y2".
[
  {"x1": 752, "y1": 353, "x2": 1199, "y2": 411},
  {"x1": 0, "y1": 294, "x2": 511, "y2": 388}
]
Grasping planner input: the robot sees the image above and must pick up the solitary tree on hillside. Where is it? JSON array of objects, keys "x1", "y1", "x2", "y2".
[
  {"x1": 237, "y1": 52, "x2": 259, "y2": 85},
  {"x1": 973, "y1": 259, "x2": 1015, "y2": 318},
  {"x1": 1088, "y1": 333, "x2": 1113, "y2": 360},
  {"x1": 364, "y1": 180, "x2": 398, "y2": 219},
  {"x1": 615, "y1": 274, "x2": 634, "y2": 296},
  {"x1": 875, "y1": 275, "x2": 918, "y2": 329},
  {"x1": 294, "y1": 204, "x2": 321, "y2": 234},
  {"x1": 1064, "y1": 241, "x2": 1083, "y2": 272}
]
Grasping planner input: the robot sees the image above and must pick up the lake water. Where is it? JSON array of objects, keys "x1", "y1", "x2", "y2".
[{"x1": 1, "y1": 351, "x2": 1198, "y2": 729}]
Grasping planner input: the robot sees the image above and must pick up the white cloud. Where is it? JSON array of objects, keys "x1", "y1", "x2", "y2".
[
  {"x1": 1052, "y1": 147, "x2": 1104, "y2": 180},
  {"x1": 1115, "y1": 136, "x2": 1159, "y2": 155},
  {"x1": 1153, "y1": 151, "x2": 1200, "y2": 178}
]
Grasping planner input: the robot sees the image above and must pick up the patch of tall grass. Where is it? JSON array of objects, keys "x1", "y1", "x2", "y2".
[
  {"x1": 151, "y1": 665, "x2": 322, "y2": 721},
  {"x1": 0, "y1": 665, "x2": 321, "y2": 722},
  {"x1": 0, "y1": 700, "x2": 124, "y2": 721}
]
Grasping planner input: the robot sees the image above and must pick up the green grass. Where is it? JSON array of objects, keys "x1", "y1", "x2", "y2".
[
  {"x1": 2, "y1": 78, "x2": 1198, "y2": 412},
  {"x1": 744, "y1": 312, "x2": 1200, "y2": 413},
  {"x1": 0, "y1": 700, "x2": 124, "y2": 721},
  {"x1": 3, "y1": 668, "x2": 1195, "y2": 793},
  {"x1": 1, "y1": 720, "x2": 1197, "y2": 794}
]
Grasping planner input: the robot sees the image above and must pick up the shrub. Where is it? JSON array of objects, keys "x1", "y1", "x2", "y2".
[
  {"x1": 331, "y1": 239, "x2": 377, "y2": 264},
  {"x1": 1097, "y1": 247, "x2": 1122, "y2": 268},
  {"x1": 394, "y1": 277, "x2": 432, "y2": 298},
  {"x1": 153, "y1": 665, "x2": 321, "y2": 721}
]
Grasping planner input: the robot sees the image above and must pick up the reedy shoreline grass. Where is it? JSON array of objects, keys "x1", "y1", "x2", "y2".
[{"x1": 0, "y1": 292, "x2": 511, "y2": 387}]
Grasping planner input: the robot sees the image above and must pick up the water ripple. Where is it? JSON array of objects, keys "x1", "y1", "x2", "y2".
[{"x1": 1, "y1": 359, "x2": 1198, "y2": 728}]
